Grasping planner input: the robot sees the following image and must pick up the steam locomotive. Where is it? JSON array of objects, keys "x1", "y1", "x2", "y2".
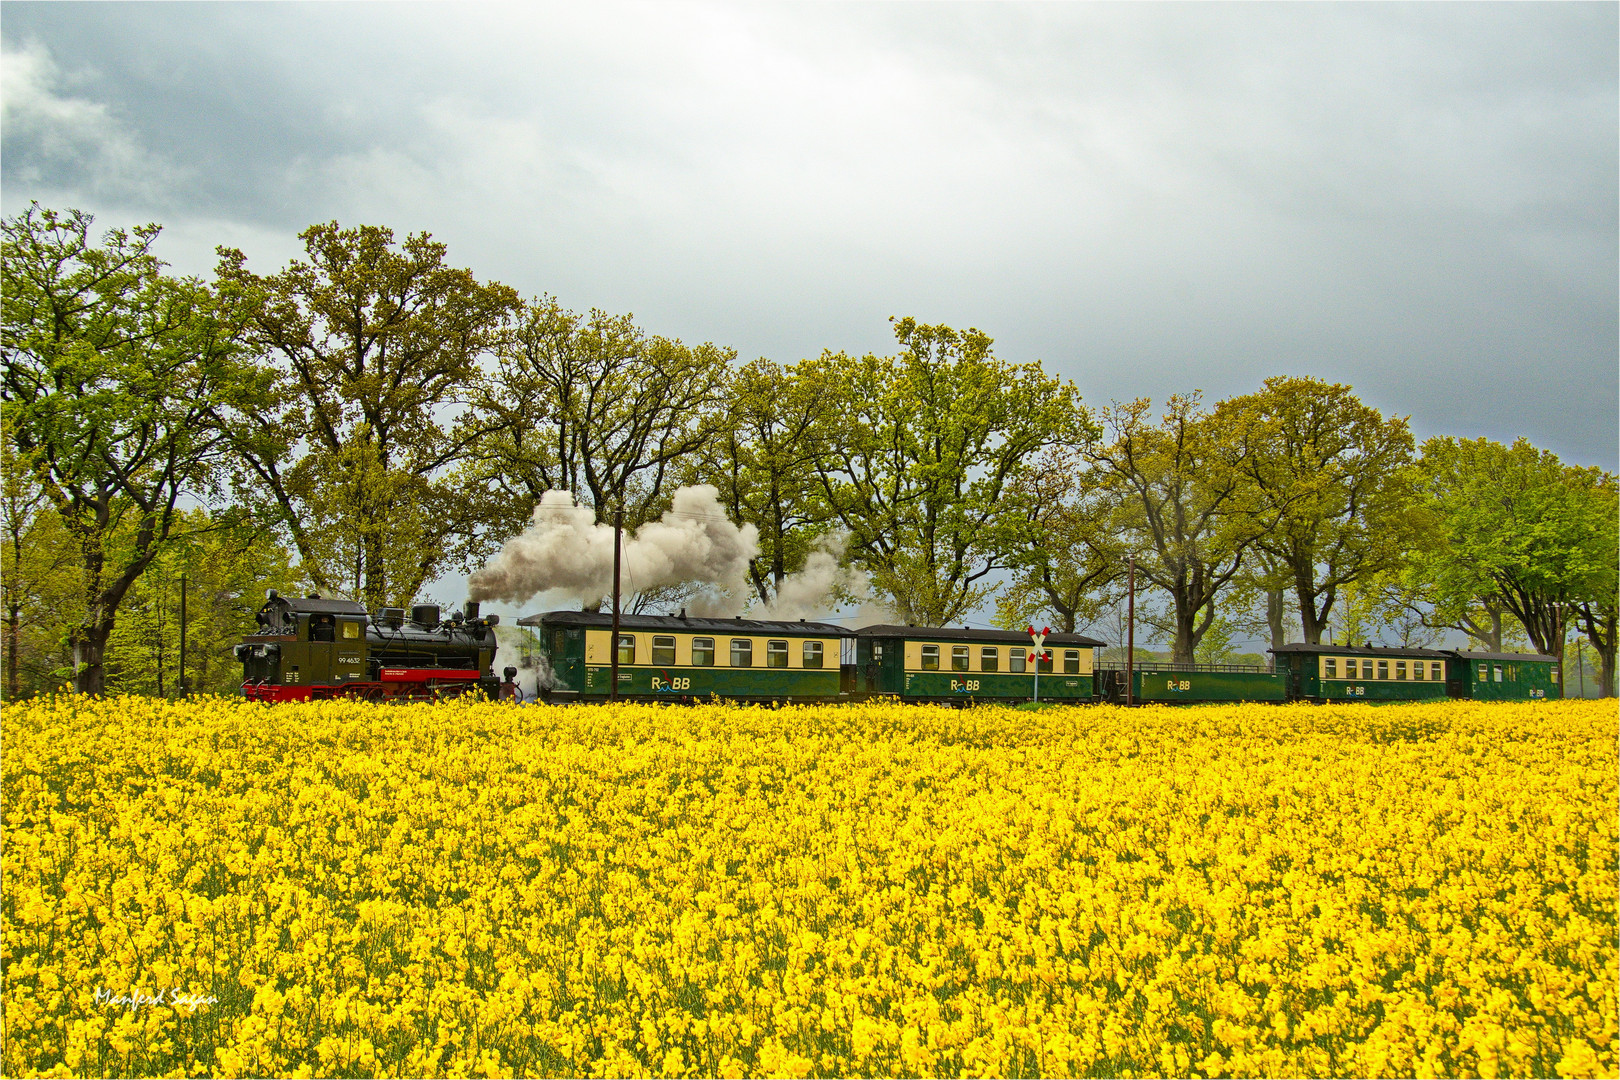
[{"x1": 234, "y1": 591, "x2": 502, "y2": 702}]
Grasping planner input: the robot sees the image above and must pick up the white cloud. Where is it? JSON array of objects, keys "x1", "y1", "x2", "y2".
[{"x1": 1, "y1": 39, "x2": 190, "y2": 204}]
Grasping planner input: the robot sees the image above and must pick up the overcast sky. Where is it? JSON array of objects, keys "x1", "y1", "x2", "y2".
[
  {"x1": 5, "y1": 1, "x2": 1615, "y2": 462},
  {"x1": 4, "y1": 2, "x2": 1616, "y2": 631}
]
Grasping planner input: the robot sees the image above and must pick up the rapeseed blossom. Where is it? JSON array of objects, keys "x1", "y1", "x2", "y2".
[{"x1": 2, "y1": 697, "x2": 1614, "y2": 1078}]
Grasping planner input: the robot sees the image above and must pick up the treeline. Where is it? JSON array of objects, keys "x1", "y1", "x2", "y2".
[{"x1": 3, "y1": 206, "x2": 1615, "y2": 698}]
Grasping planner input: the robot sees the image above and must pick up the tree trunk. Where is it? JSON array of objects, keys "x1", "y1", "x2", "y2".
[
  {"x1": 1266, "y1": 588, "x2": 1287, "y2": 651},
  {"x1": 71, "y1": 622, "x2": 112, "y2": 696},
  {"x1": 1597, "y1": 649, "x2": 1617, "y2": 699},
  {"x1": 5, "y1": 599, "x2": 19, "y2": 700},
  {"x1": 1578, "y1": 601, "x2": 1617, "y2": 699},
  {"x1": 1295, "y1": 572, "x2": 1328, "y2": 645},
  {"x1": 1170, "y1": 593, "x2": 1199, "y2": 664},
  {"x1": 1468, "y1": 607, "x2": 1504, "y2": 652}
]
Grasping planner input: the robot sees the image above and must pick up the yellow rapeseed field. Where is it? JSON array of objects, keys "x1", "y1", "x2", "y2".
[{"x1": 2, "y1": 697, "x2": 1614, "y2": 1079}]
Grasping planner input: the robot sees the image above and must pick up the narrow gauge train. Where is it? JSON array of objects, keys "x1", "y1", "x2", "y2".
[
  {"x1": 235, "y1": 591, "x2": 502, "y2": 702},
  {"x1": 236, "y1": 597, "x2": 1561, "y2": 705}
]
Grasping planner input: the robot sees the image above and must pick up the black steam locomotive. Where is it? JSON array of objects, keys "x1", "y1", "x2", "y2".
[{"x1": 235, "y1": 590, "x2": 502, "y2": 701}]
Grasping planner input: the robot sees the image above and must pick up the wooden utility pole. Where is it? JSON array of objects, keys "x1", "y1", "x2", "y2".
[
  {"x1": 1125, "y1": 555, "x2": 1135, "y2": 707},
  {"x1": 178, "y1": 574, "x2": 189, "y2": 698},
  {"x1": 610, "y1": 509, "x2": 623, "y2": 702}
]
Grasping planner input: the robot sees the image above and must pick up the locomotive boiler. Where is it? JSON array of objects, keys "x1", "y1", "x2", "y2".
[{"x1": 236, "y1": 590, "x2": 501, "y2": 701}]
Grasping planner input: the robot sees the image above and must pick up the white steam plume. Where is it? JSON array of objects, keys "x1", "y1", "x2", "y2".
[
  {"x1": 758, "y1": 537, "x2": 869, "y2": 621},
  {"x1": 469, "y1": 486, "x2": 759, "y2": 610}
]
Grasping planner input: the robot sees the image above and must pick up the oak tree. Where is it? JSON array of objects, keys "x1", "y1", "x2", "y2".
[
  {"x1": 2, "y1": 205, "x2": 262, "y2": 694},
  {"x1": 215, "y1": 223, "x2": 520, "y2": 609},
  {"x1": 1219, "y1": 377, "x2": 1415, "y2": 645},
  {"x1": 687, "y1": 357, "x2": 841, "y2": 606},
  {"x1": 1081, "y1": 395, "x2": 1254, "y2": 663},
  {"x1": 995, "y1": 445, "x2": 1124, "y2": 634},
  {"x1": 476, "y1": 298, "x2": 733, "y2": 536},
  {"x1": 1413, "y1": 436, "x2": 1616, "y2": 680},
  {"x1": 809, "y1": 319, "x2": 1088, "y2": 626}
]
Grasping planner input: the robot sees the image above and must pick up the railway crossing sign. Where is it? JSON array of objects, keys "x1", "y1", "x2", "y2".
[{"x1": 1027, "y1": 625, "x2": 1050, "y2": 702}]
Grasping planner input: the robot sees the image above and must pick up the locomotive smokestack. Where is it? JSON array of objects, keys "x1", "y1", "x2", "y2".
[{"x1": 465, "y1": 600, "x2": 481, "y2": 622}]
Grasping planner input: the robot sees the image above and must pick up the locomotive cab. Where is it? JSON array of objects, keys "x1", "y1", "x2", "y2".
[{"x1": 236, "y1": 592, "x2": 369, "y2": 696}]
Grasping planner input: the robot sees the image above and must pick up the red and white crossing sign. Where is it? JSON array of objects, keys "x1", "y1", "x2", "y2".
[{"x1": 1027, "y1": 625, "x2": 1051, "y2": 701}]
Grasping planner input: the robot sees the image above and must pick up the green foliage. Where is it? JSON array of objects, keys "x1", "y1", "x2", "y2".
[
  {"x1": 2, "y1": 204, "x2": 264, "y2": 694},
  {"x1": 688, "y1": 357, "x2": 841, "y2": 606},
  {"x1": 1220, "y1": 376, "x2": 1416, "y2": 644},
  {"x1": 994, "y1": 446, "x2": 1124, "y2": 634},
  {"x1": 1082, "y1": 394, "x2": 1253, "y2": 663},
  {"x1": 477, "y1": 298, "x2": 734, "y2": 536},
  {"x1": 215, "y1": 222, "x2": 521, "y2": 609},
  {"x1": 1330, "y1": 573, "x2": 1441, "y2": 650},
  {"x1": 104, "y1": 509, "x2": 304, "y2": 696},
  {"x1": 1414, "y1": 437, "x2": 1616, "y2": 676},
  {"x1": 809, "y1": 319, "x2": 1088, "y2": 626},
  {"x1": 0, "y1": 431, "x2": 78, "y2": 697},
  {"x1": 1191, "y1": 616, "x2": 1247, "y2": 664}
]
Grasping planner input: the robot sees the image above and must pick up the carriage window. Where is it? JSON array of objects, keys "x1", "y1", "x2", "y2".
[
  {"x1": 872, "y1": 644, "x2": 883, "y2": 662},
  {"x1": 691, "y1": 637, "x2": 715, "y2": 666},
  {"x1": 617, "y1": 635, "x2": 636, "y2": 666},
  {"x1": 1493, "y1": 664, "x2": 1503, "y2": 683},
  {"x1": 1010, "y1": 650, "x2": 1026, "y2": 673},
  {"x1": 730, "y1": 639, "x2": 753, "y2": 667},
  {"x1": 921, "y1": 645, "x2": 939, "y2": 670},
  {"x1": 1324, "y1": 658, "x2": 1337, "y2": 679},
  {"x1": 1038, "y1": 651, "x2": 1054, "y2": 673},
  {"x1": 554, "y1": 630, "x2": 567, "y2": 655},
  {"x1": 652, "y1": 636, "x2": 676, "y2": 666},
  {"x1": 1376, "y1": 660, "x2": 1388, "y2": 680},
  {"x1": 981, "y1": 647, "x2": 999, "y2": 672},
  {"x1": 1064, "y1": 650, "x2": 1080, "y2": 674},
  {"x1": 802, "y1": 641, "x2": 823, "y2": 669},
  {"x1": 1412, "y1": 661, "x2": 1424, "y2": 681},
  {"x1": 1477, "y1": 664, "x2": 1487, "y2": 681},
  {"x1": 1395, "y1": 661, "x2": 1407, "y2": 681},
  {"x1": 767, "y1": 640, "x2": 789, "y2": 668},
  {"x1": 952, "y1": 646, "x2": 970, "y2": 671},
  {"x1": 1432, "y1": 662, "x2": 1444, "y2": 681},
  {"x1": 341, "y1": 621, "x2": 360, "y2": 639}
]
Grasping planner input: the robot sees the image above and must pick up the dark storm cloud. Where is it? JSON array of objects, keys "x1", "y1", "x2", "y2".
[{"x1": 3, "y1": 2, "x2": 1614, "y2": 469}]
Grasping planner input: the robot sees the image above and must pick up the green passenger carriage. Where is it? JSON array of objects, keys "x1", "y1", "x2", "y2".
[
  {"x1": 1449, "y1": 650, "x2": 1562, "y2": 701},
  {"x1": 519, "y1": 610, "x2": 847, "y2": 703},
  {"x1": 1112, "y1": 664, "x2": 1288, "y2": 703},
  {"x1": 1272, "y1": 643, "x2": 1560, "y2": 702},
  {"x1": 852, "y1": 625, "x2": 1105, "y2": 703}
]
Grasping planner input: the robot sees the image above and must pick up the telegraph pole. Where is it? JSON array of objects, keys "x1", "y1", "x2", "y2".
[
  {"x1": 1125, "y1": 555, "x2": 1136, "y2": 706},
  {"x1": 610, "y1": 509, "x2": 623, "y2": 702},
  {"x1": 178, "y1": 573, "x2": 189, "y2": 698}
]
